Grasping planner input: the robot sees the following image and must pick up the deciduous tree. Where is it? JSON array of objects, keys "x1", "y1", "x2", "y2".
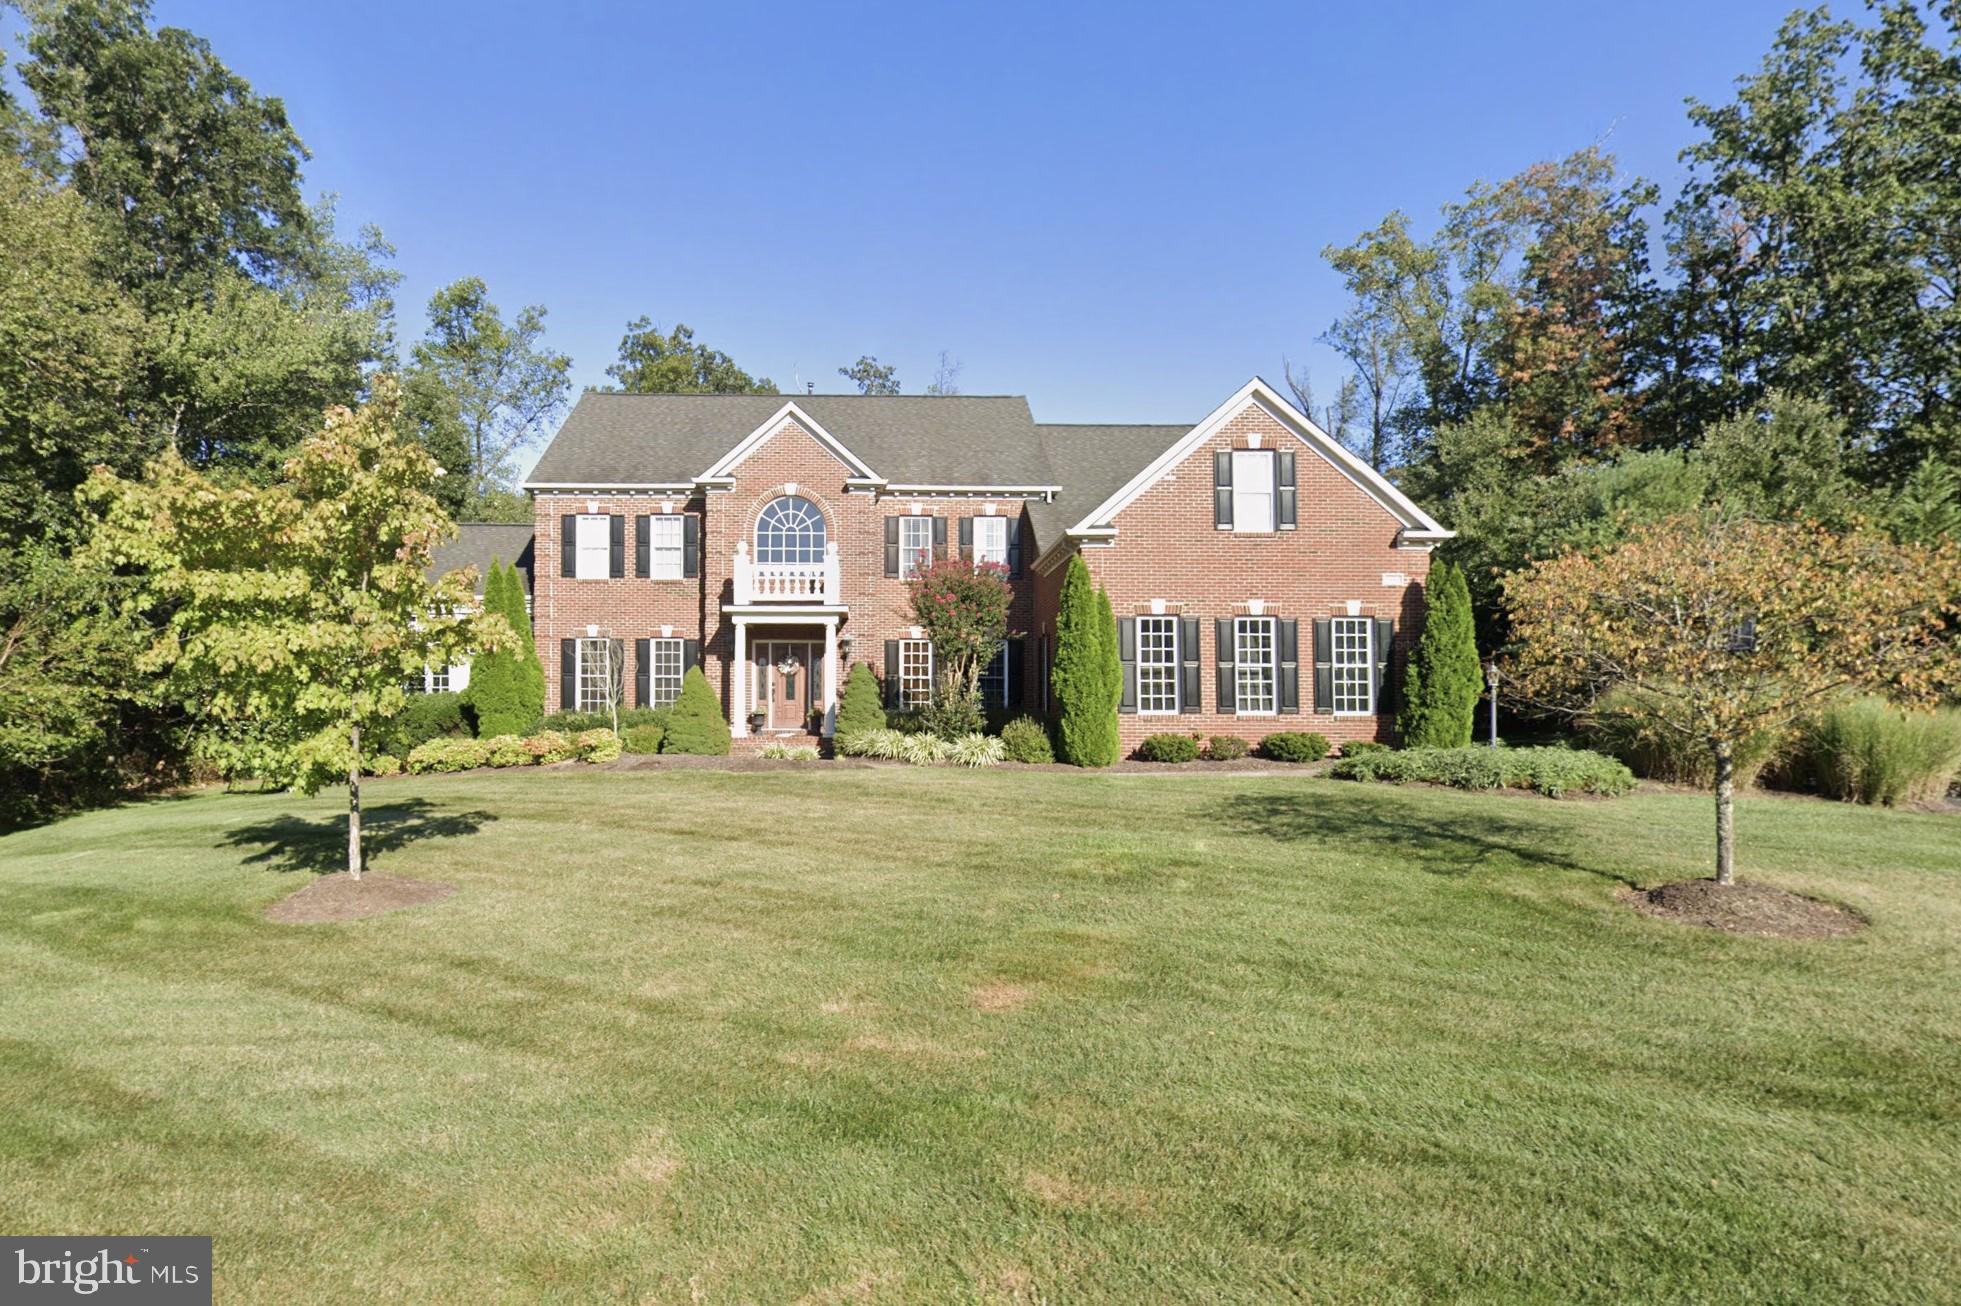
[
  {"x1": 839, "y1": 355, "x2": 900, "y2": 395},
  {"x1": 1504, "y1": 514, "x2": 1961, "y2": 884},
  {"x1": 604, "y1": 318, "x2": 775, "y2": 394}
]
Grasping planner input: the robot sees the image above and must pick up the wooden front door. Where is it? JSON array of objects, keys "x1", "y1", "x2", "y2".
[{"x1": 755, "y1": 641, "x2": 819, "y2": 731}]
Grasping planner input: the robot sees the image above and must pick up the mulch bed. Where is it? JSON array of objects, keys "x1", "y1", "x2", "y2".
[
  {"x1": 265, "y1": 873, "x2": 456, "y2": 924},
  {"x1": 1623, "y1": 878, "x2": 1866, "y2": 940}
]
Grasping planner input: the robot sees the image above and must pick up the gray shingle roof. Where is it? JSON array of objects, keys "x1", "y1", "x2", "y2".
[
  {"x1": 526, "y1": 393, "x2": 1053, "y2": 487},
  {"x1": 430, "y1": 523, "x2": 533, "y2": 595},
  {"x1": 1029, "y1": 423, "x2": 1195, "y2": 550}
]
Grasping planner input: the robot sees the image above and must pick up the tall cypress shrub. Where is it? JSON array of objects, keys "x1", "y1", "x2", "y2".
[
  {"x1": 1054, "y1": 555, "x2": 1118, "y2": 766},
  {"x1": 465, "y1": 559, "x2": 544, "y2": 738},
  {"x1": 1096, "y1": 583, "x2": 1121, "y2": 716},
  {"x1": 502, "y1": 558, "x2": 546, "y2": 732},
  {"x1": 1399, "y1": 558, "x2": 1481, "y2": 747}
]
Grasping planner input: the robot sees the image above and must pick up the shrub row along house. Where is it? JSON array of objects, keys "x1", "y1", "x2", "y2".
[{"x1": 435, "y1": 377, "x2": 1452, "y2": 750}]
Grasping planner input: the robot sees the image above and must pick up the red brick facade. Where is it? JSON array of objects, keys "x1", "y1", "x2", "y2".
[{"x1": 523, "y1": 390, "x2": 1441, "y2": 754}]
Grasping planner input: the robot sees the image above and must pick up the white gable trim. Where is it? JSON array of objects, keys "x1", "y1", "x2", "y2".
[
  {"x1": 698, "y1": 402, "x2": 883, "y2": 482},
  {"x1": 1068, "y1": 377, "x2": 1451, "y2": 538}
]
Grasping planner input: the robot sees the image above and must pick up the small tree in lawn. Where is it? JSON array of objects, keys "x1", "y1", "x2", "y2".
[
  {"x1": 84, "y1": 376, "x2": 513, "y2": 879},
  {"x1": 1400, "y1": 558, "x2": 1481, "y2": 747},
  {"x1": 1053, "y1": 555, "x2": 1118, "y2": 766},
  {"x1": 906, "y1": 557, "x2": 1010, "y2": 731},
  {"x1": 835, "y1": 661, "x2": 885, "y2": 740},
  {"x1": 1504, "y1": 514, "x2": 1961, "y2": 885}
]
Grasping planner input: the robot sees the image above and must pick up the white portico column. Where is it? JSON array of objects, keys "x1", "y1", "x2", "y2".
[
  {"x1": 821, "y1": 618, "x2": 839, "y2": 737},
  {"x1": 731, "y1": 618, "x2": 749, "y2": 737}
]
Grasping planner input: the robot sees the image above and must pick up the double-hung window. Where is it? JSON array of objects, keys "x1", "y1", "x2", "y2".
[
  {"x1": 648, "y1": 637, "x2": 684, "y2": 707},
  {"x1": 576, "y1": 638, "x2": 617, "y2": 712},
  {"x1": 978, "y1": 644, "x2": 1006, "y2": 706},
  {"x1": 1331, "y1": 617, "x2": 1374, "y2": 715},
  {"x1": 648, "y1": 516, "x2": 684, "y2": 579},
  {"x1": 1137, "y1": 616, "x2": 1179, "y2": 714},
  {"x1": 1234, "y1": 617, "x2": 1277, "y2": 714},
  {"x1": 899, "y1": 517, "x2": 935, "y2": 577},
  {"x1": 573, "y1": 514, "x2": 610, "y2": 579},
  {"x1": 972, "y1": 516, "x2": 1008, "y2": 569},
  {"x1": 898, "y1": 639, "x2": 934, "y2": 709},
  {"x1": 1231, "y1": 451, "x2": 1276, "y2": 533}
]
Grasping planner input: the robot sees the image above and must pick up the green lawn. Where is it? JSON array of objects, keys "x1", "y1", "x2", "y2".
[{"x1": 1, "y1": 769, "x2": 1956, "y2": 1303}]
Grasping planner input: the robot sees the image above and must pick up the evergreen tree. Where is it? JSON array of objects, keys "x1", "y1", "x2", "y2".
[
  {"x1": 1399, "y1": 559, "x2": 1482, "y2": 747},
  {"x1": 464, "y1": 561, "x2": 543, "y2": 737},
  {"x1": 835, "y1": 661, "x2": 885, "y2": 740},
  {"x1": 1096, "y1": 583, "x2": 1121, "y2": 718},
  {"x1": 663, "y1": 666, "x2": 730, "y2": 755},
  {"x1": 1053, "y1": 556, "x2": 1117, "y2": 766}
]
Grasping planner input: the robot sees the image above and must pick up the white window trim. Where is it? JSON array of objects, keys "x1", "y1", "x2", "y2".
[
  {"x1": 649, "y1": 515, "x2": 684, "y2": 580},
  {"x1": 648, "y1": 636, "x2": 685, "y2": 707},
  {"x1": 574, "y1": 514, "x2": 610, "y2": 580},
  {"x1": 972, "y1": 515, "x2": 1009, "y2": 569},
  {"x1": 1232, "y1": 450, "x2": 1276, "y2": 534},
  {"x1": 1331, "y1": 616, "x2": 1376, "y2": 717},
  {"x1": 899, "y1": 517, "x2": 934, "y2": 578},
  {"x1": 1137, "y1": 615, "x2": 1179, "y2": 715},
  {"x1": 1234, "y1": 616, "x2": 1277, "y2": 716},
  {"x1": 898, "y1": 638, "x2": 934, "y2": 709},
  {"x1": 576, "y1": 637, "x2": 617, "y2": 713}
]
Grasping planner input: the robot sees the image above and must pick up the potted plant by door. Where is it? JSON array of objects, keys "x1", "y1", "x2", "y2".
[{"x1": 747, "y1": 710, "x2": 766, "y2": 733}]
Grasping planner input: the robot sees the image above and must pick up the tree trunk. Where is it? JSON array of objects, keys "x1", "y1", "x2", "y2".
[
  {"x1": 348, "y1": 721, "x2": 364, "y2": 881},
  {"x1": 1713, "y1": 740, "x2": 1735, "y2": 886}
]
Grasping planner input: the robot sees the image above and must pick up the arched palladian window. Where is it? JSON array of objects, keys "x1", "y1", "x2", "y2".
[{"x1": 755, "y1": 496, "x2": 827, "y2": 565}]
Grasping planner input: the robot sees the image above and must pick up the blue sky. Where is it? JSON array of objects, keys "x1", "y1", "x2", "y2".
[{"x1": 21, "y1": 2, "x2": 1802, "y2": 442}]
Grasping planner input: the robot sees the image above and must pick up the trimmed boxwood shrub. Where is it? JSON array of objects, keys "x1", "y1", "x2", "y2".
[
  {"x1": 1340, "y1": 740, "x2": 1389, "y2": 758},
  {"x1": 999, "y1": 716, "x2": 1054, "y2": 764},
  {"x1": 1330, "y1": 745, "x2": 1635, "y2": 798},
  {"x1": 1137, "y1": 733, "x2": 1201, "y2": 763},
  {"x1": 575, "y1": 728, "x2": 623, "y2": 764},
  {"x1": 1261, "y1": 732, "x2": 1331, "y2": 763},
  {"x1": 1205, "y1": 735, "x2": 1250, "y2": 761},
  {"x1": 622, "y1": 723, "x2": 665, "y2": 755},
  {"x1": 662, "y1": 666, "x2": 731, "y2": 756}
]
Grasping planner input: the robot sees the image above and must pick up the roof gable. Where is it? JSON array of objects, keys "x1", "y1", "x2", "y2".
[{"x1": 699, "y1": 402, "x2": 880, "y2": 481}]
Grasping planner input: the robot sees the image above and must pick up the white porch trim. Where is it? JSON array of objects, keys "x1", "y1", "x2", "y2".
[{"x1": 726, "y1": 611, "x2": 843, "y2": 738}]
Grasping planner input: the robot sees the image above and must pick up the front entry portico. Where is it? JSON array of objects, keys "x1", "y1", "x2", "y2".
[{"x1": 725, "y1": 609, "x2": 842, "y2": 738}]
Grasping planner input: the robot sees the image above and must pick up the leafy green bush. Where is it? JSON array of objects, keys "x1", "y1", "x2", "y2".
[
  {"x1": 1582, "y1": 685, "x2": 1783, "y2": 786},
  {"x1": 575, "y1": 728, "x2": 622, "y2": 764},
  {"x1": 949, "y1": 732, "x2": 1006, "y2": 768},
  {"x1": 483, "y1": 735, "x2": 532, "y2": 768},
  {"x1": 1340, "y1": 740, "x2": 1389, "y2": 758},
  {"x1": 381, "y1": 692, "x2": 470, "y2": 755},
  {"x1": 1205, "y1": 734, "x2": 1250, "y2": 761},
  {"x1": 1785, "y1": 697, "x2": 1961, "y2": 806},
  {"x1": 523, "y1": 730, "x2": 576, "y2": 764},
  {"x1": 365, "y1": 753, "x2": 402, "y2": 777},
  {"x1": 406, "y1": 736, "x2": 490, "y2": 774},
  {"x1": 836, "y1": 662, "x2": 886, "y2": 742},
  {"x1": 1331, "y1": 745, "x2": 1635, "y2": 798},
  {"x1": 898, "y1": 733, "x2": 952, "y2": 766},
  {"x1": 759, "y1": 742, "x2": 820, "y2": 761},
  {"x1": 919, "y1": 685, "x2": 986, "y2": 740},
  {"x1": 662, "y1": 667, "x2": 731, "y2": 755},
  {"x1": 621, "y1": 723, "x2": 665, "y2": 755},
  {"x1": 540, "y1": 706, "x2": 668, "y2": 733},
  {"x1": 1137, "y1": 733, "x2": 1201, "y2": 763},
  {"x1": 1261, "y1": 732, "x2": 1330, "y2": 763},
  {"x1": 999, "y1": 716, "x2": 1054, "y2": 764}
]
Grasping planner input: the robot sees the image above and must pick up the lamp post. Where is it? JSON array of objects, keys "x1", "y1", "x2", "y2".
[{"x1": 1485, "y1": 661, "x2": 1500, "y2": 749}]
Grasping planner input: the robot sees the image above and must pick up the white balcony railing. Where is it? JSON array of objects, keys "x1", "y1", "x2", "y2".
[{"x1": 733, "y1": 540, "x2": 840, "y2": 605}]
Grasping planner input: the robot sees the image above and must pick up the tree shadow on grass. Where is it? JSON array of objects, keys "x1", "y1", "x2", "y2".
[
  {"x1": 1212, "y1": 788, "x2": 1640, "y2": 888},
  {"x1": 220, "y1": 799, "x2": 496, "y2": 874}
]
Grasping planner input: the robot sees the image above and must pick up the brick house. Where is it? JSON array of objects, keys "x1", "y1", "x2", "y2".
[{"x1": 444, "y1": 376, "x2": 1451, "y2": 751}]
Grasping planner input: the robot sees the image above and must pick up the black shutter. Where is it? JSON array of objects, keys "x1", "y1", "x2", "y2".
[
  {"x1": 1214, "y1": 451, "x2": 1233, "y2": 528},
  {"x1": 682, "y1": 515, "x2": 700, "y2": 578},
  {"x1": 560, "y1": 638, "x2": 576, "y2": 710},
  {"x1": 884, "y1": 518, "x2": 900, "y2": 577},
  {"x1": 1007, "y1": 519, "x2": 1024, "y2": 577},
  {"x1": 1277, "y1": 451, "x2": 1297, "y2": 529},
  {"x1": 1179, "y1": 616, "x2": 1201, "y2": 713},
  {"x1": 1215, "y1": 618, "x2": 1236, "y2": 713},
  {"x1": 1004, "y1": 637, "x2": 1023, "y2": 708},
  {"x1": 1278, "y1": 618, "x2": 1300, "y2": 714},
  {"x1": 608, "y1": 514, "x2": 626, "y2": 578},
  {"x1": 1118, "y1": 616, "x2": 1137, "y2": 714},
  {"x1": 1313, "y1": 619, "x2": 1334, "y2": 715},
  {"x1": 560, "y1": 514, "x2": 576, "y2": 577},
  {"x1": 883, "y1": 640, "x2": 900, "y2": 708},
  {"x1": 1374, "y1": 618, "x2": 1396, "y2": 713},
  {"x1": 932, "y1": 515, "x2": 947, "y2": 561},
  {"x1": 958, "y1": 516, "x2": 974, "y2": 563},
  {"x1": 682, "y1": 637, "x2": 700, "y2": 669},
  {"x1": 634, "y1": 515, "x2": 650, "y2": 578},
  {"x1": 634, "y1": 638, "x2": 650, "y2": 707}
]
